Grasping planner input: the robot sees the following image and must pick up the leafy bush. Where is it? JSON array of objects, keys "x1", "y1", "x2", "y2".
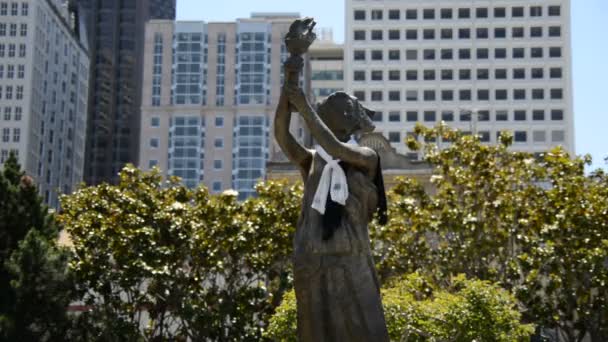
[{"x1": 266, "y1": 273, "x2": 534, "y2": 341}]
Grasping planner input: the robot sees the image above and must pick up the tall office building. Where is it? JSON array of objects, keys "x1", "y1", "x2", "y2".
[
  {"x1": 75, "y1": 0, "x2": 176, "y2": 185},
  {"x1": 0, "y1": 0, "x2": 89, "y2": 207},
  {"x1": 345, "y1": 0, "x2": 574, "y2": 158},
  {"x1": 139, "y1": 14, "x2": 310, "y2": 200}
]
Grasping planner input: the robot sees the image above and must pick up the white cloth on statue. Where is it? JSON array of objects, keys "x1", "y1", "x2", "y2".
[{"x1": 311, "y1": 137, "x2": 358, "y2": 214}]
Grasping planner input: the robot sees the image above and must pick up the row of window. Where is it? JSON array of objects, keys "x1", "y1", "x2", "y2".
[
  {"x1": 0, "y1": 22, "x2": 27, "y2": 37},
  {"x1": 150, "y1": 115, "x2": 225, "y2": 128},
  {"x1": 0, "y1": 2, "x2": 28, "y2": 16},
  {"x1": 1, "y1": 105, "x2": 22, "y2": 121},
  {"x1": 1, "y1": 127, "x2": 20, "y2": 142},
  {"x1": 352, "y1": 88, "x2": 565, "y2": 102},
  {"x1": 353, "y1": 67, "x2": 563, "y2": 82},
  {"x1": 0, "y1": 64, "x2": 25, "y2": 79},
  {"x1": 385, "y1": 129, "x2": 565, "y2": 145},
  {"x1": 353, "y1": 26, "x2": 562, "y2": 41},
  {"x1": 0, "y1": 85, "x2": 24, "y2": 99},
  {"x1": 372, "y1": 109, "x2": 565, "y2": 124},
  {"x1": 353, "y1": 46, "x2": 563, "y2": 62},
  {"x1": 353, "y1": 5, "x2": 561, "y2": 21},
  {"x1": 0, "y1": 43, "x2": 27, "y2": 58}
]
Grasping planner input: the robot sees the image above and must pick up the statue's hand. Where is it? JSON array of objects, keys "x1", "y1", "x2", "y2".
[
  {"x1": 284, "y1": 84, "x2": 308, "y2": 112},
  {"x1": 285, "y1": 17, "x2": 317, "y2": 55}
]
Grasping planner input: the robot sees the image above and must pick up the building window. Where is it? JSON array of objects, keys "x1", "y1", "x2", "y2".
[
  {"x1": 354, "y1": 10, "x2": 365, "y2": 20},
  {"x1": 531, "y1": 27, "x2": 543, "y2": 37},
  {"x1": 354, "y1": 50, "x2": 365, "y2": 61},
  {"x1": 441, "y1": 69, "x2": 453, "y2": 80},
  {"x1": 476, "y1": 7, "x2": 488, "y2": 18},
  {"x1": 215, "y1": 116, "x2": 224, "y2": 127},
  {"x1": 388, "y1": 50, "x2": 400, "y2": 61},
  {"x1": 512, "y1": 27, "x2": 524, "y2": 38},
  {"x1": 458, "y1": 8, "x2": 470, "y2": 18},
  {"x1": 440, "y1": 8, "x2": 452, "y2": 19},
  {"x1": 459, "y1": 89, "x2": 471, "y2": 101},
  {"x1": 371, "y1": 50, "x2": 383, "y2": 60},
  {"x1": 14, "y1": 107, "x2": 21, "y2": 121},
  {"x1": 513, "y1": 68, "x2": 525, "y2": 79},
  {"x1": 424, "y1": 111, "x2": 436, "y2": 122},
  {"x1": 371, "y1": 30, "x2": 383, "y2": 40},
  {"x1": 19, "y1": 23, "x2": 26, "y2": 36},
  {"x1": 512, "y1": 7, "x2": 524, "y2": 17},
  {"x1": 151, "y1": 117, "x2": 160, "y2": 127},
  {"x1": 494, "y1": 7, "x2": 506, "y2": 18},
  {"x1": 441, "y1": 28, "x2": 453, "y2": 39},
  {"x1": 477, "y1": 89, "x2": 489, "y2": 101},
  {"x1": 424, "y1": 69, "x2": 435, "y2": 81},
  {"x1": 549, "y1": 26, "x2": 562, "y2": 37},
  {"x1": 442, "y1": 90, "x2": 454, "y2": 101},
  {"x1": 549, "y1": 6, "x2": 561, "y2": 16},
  {"x1": 388, "y1": 29, "x2": 400, "y2": 40},
  {"x1": 212, "y1": 181, "x2": 222, "y2": 192},
  {"x1": 423, "y1": 8, "x2": 435, "y2": 19},
  {"x1": 149, "y1": 160, "x2": 158, "y2": 168},
  {"x1": 551, "y1": 110, "x2": 564, "y2": 121},
  {"x1": 550, "y1": 68, "x2": 563, "y2": 79},
  {"x1": 494, "y1": 27, "x2": 506, "y2": 38},
  {"x1": 371, "y1": 111, "x2": 382, "y2": 122},
  {"x1": 423, "y1": 49, "x2": 435, "y2": 60},
  {"x1": 514, "y1": 131, "x2": 527, "y2": 143},
  {"x1": 214, "y1": 138, "x2": 224, "y2": 148},
  {"x1": 353, "y1": 30, "x2": 365, "y2": 40},
  {"x1": 459, "y1": 28, "x2": 470, "y2": 39},
  {"x1": 495, "y1": 89, "x2": 508, "y2": 100},
  {"x1": 12, "y1": 128, "x2": 21, "y2": 142},
  {"x1": 388, "y1": 70, "x2": 400, "y2": 81},
  {"x1": 423, "y1": 29, "x2": 435, "y2": 40},
  {"x1": 388, "y1": 9, "x2": 400, "y2": 20},
  {"x1": 406, "y1": 70, "x2": 417, "y2": 80},
  {"x1": 213, "y1": 159, "x2": 223, "y2": 170},
  {"x1": 532, "y1": 89, "x2": 544, "y2": 100},
  {"x1": 371, "y1": 91, "x2": 382, "y2": 101},
  {"x1": 388, "y1": 111, "x2": 400, "y2": 122},
  {"x1": 551, "y1": 88, "x2": 563, "y2": 99},
  {"x1": 371, "y1": 70, "x2": 382, "y2": 81},
  {"x1": 476, "y1": 28, "x2": 488, "y2": 39},
  {"x1": 405, "y1": 49, "x2": 417, "y2": 60},
  {"x1": 371, "y1": 9, "x2": 383, "y2": 20},
  {"x1": 532, "y1": 68, "x2": 544, "y2": 79},
  {"x1": 2, "y1": 128, "x2": 9, "y2": 142},
  {"x1": 550, "y1": 47, "x2": 562, "y2": 58},
  {"x1": 514, "y1": 89, "x2": 526, "y2": 100},
  {"x1": 406, "y1": 111, "x2": 418, "y2": 122},
  {"x1": 531, "y1": 47, "x2": 543, "y2": 58},
  {"x1": 459, "y1": 69, "x2": 471, "y2": 80},
  {"x1": 496, "y1": 110, "x2": 508, "y2": 121},
  {"x1": 530, "y1": 6, "x2": 542, "y2": 17},
  {"x1": 404, "y1": 90, "x2": 417, "y2": 101},
  {"x1": 533, "y1": 131, "x2": 546, "y2": 143},
  {"x1": 441, "y1": 49, "x2": 453, "y2": 60},
  {"x1": 3, "y1": 107, "x2": 10, "y2": 120},
  {"x1": 388, "y1": 132, "x2": 401, "y2": 143},
  {"x1": 442, "y1": 111, "x2": 454, "y2": 121},
  {"x1": 406, "y1": 29, "x2": 418, "y2": 40},
  {"x1": 495, "y1": 48, "x2": 507, "y2": 59},
  {"x1": 495, "y1": 69, "x2": 507, "y2": 79},
  {"x1": 477, "y1": 68, "x2": 489, "y2": 80},
  {"x1": 389, "y1": 91, "x2": 400, "y2": 102},
  {"x1": 514, "y1": 110, "x2": 527, "y2": 121},
  {"x1": 353, "y1": 91, "x2": 365, "y2": 101},
  {"x1": 354, "y1": 70, "x2": 365, "y2": 81},
  {"x1": 406, "y1": 9, "x2": 417, "y2": 20},
  {"x1": 149, "y1": 138, "x2": 159, "y2": 148},
  {"x1": 513, "y1": 48, "x2": 525, "y2": 58},
  {"x1": 423, "y1": 90, "x2": 436, "y2": 101},
  {"x1": 533, "y1": 110, "x2": 545, "y2": 121},
  {"x1": 20, "y1": 2, "x2": 27, "y2": 16}
]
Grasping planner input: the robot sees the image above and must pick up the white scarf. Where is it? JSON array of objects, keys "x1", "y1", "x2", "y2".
[{"x1": 311, "y1": 137, "x2": 357, "y2": 214}]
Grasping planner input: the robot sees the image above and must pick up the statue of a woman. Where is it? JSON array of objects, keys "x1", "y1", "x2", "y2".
[{"x1": 275, "y1": 18, "x2": 390, "y2": 342}]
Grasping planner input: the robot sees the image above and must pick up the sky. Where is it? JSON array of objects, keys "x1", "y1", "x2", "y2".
[{"x1": 177, "y1": 0, "x2": 607, "y2": 171}]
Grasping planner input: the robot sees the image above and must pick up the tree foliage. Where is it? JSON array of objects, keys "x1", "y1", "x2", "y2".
[
  {"x1": 370, "y1": 124, "x2": 608, "y2": 341},
  {"x1": 0, "y1": 152, "x2": 73, "y2": 341},
  {"x1": 60, "y1": 166, "x2": 301, "y2": 341},
  {"x1": 266, "y1": 273, "x2": 534, "y2": 341}
]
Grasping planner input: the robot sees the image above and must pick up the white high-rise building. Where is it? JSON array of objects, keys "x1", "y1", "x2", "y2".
[
  {"x1": 345, "y1": 0, "x2": 574, "y2": 158},
  {"x1": 0, "y1": 0, "x2": 89, "y2": 207}
]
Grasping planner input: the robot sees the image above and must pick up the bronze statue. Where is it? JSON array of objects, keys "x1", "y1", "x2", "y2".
[{"x1": 275, "y1": 18, "x2": 390, "y2": 341}]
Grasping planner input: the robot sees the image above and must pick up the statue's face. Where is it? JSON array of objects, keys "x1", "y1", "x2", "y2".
[{"x1": 321, "y1": 95, "x2": 376, "y2": 140}]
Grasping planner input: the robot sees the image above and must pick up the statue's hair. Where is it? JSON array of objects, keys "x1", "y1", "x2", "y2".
[{"x1": 316, "y1": 91, "x2": 354, "y2": 118}]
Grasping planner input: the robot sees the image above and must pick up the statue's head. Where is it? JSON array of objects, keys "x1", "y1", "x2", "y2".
[{"x1": 317, "y1": 92, "x2": 376, "y2": 141}]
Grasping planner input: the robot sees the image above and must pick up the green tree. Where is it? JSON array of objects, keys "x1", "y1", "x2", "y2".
[
  {"x1": 370, "y1": 124, "x2": 608, "y2": 341},
  {"x1": 0, "y1": 152, "x2": 73, "y2": 341},
  {"x1": 266, "y1": 273, "x2": 534, "y2": 341},
  {"x1": 60, "y1": 166, "x2": 301, "y2": 341}
]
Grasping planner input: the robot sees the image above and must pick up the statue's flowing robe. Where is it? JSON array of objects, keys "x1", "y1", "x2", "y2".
[{"x1": 293, "y1": 151, "x2": 390, "y2": 342}]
